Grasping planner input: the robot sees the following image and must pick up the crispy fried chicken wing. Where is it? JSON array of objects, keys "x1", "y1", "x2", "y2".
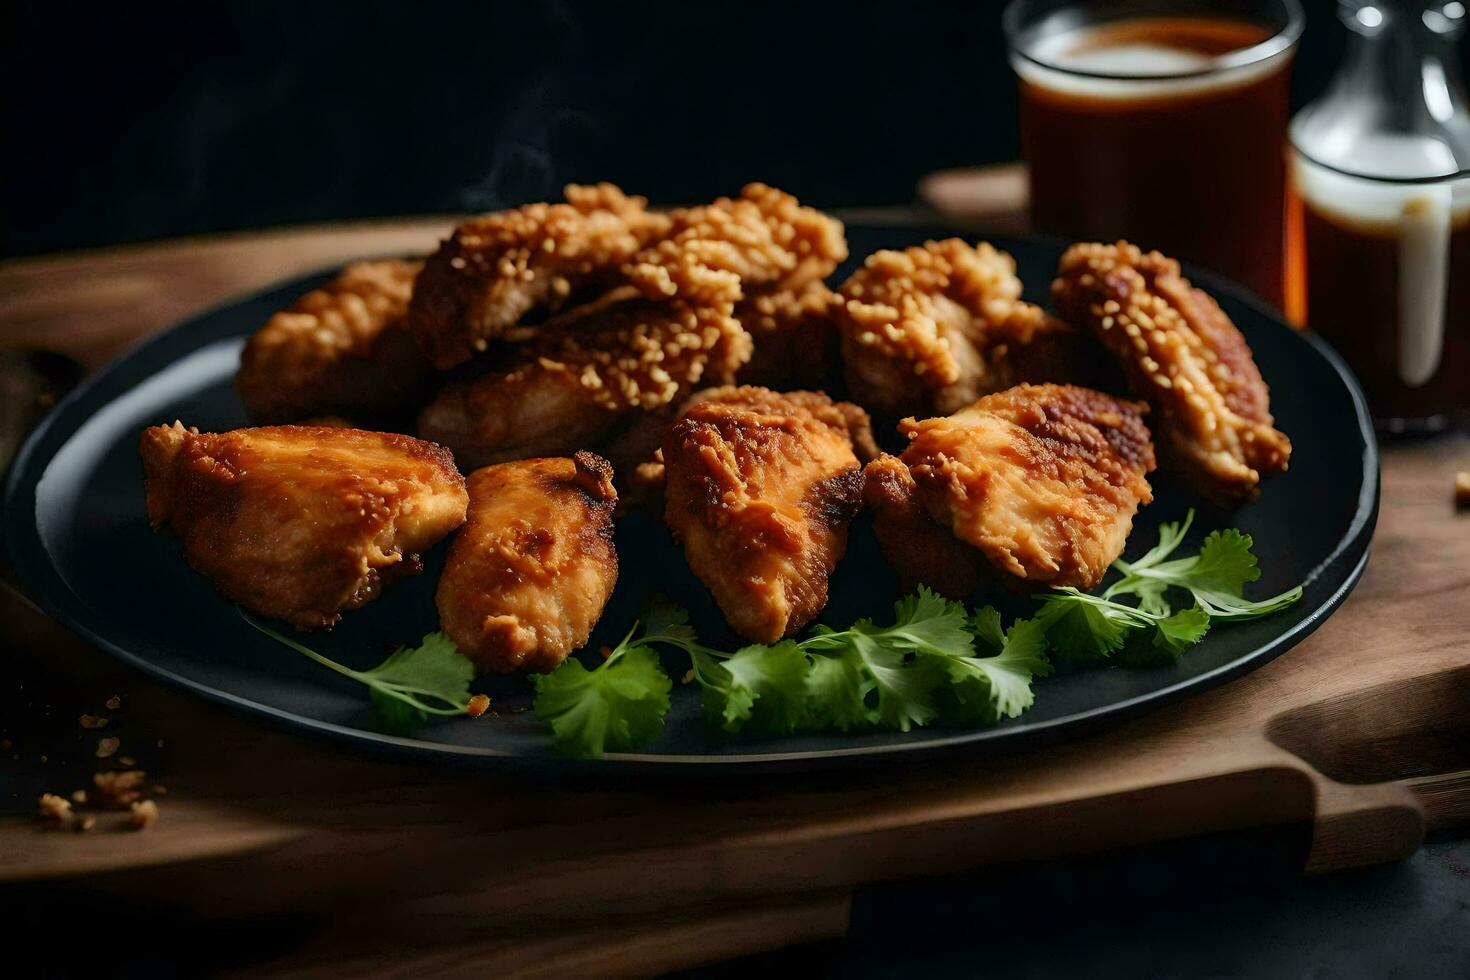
[
  {"x1": 836, "y1": 240, "x2": 1079, "y2": 419},
  {"x1": 406, "y1": 184, "x2": 671, "y2": 368},
  {"x1": 662, "y1": 386, "x2": 868, "y2": 643},
  {"x1": 235, "y1": 260, "x2": 434, "y2": 424},
  {"x1": 1051, "y1": 241, "x2": 1291, "y2": 503},
  {"x1": 141, "y1": 423, "x2": 467, "y2": 629},
  {"x1": 864, "y1": 384, "x2": 1155, "y2": 597},
  {"x1": 417, "y1": 298, "x2": 751, "y2": 470},
  {"x1": 436, "y1": 452, "x2": 618, "y2": 674},
  {"x1": 626, "y1": 183, "x2": 847, "y2": 306},
  {"x1": 734, "y1": 281, "x2": 842, "y2": 390}
]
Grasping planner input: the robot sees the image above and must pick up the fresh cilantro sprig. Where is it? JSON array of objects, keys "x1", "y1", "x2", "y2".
[
  {"x1": 241, "y1": 610, "x2": 488, "y2": 734},
  {"x1": 532, "y1": 588, "x2": 1052, "y2": 758},
  {"x1": 1035, "y1": 510, "x2": 1302, "y2": 660}
]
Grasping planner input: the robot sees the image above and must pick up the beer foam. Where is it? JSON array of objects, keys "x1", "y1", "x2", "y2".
[{"x1": 1015, "y1": 23, "x2": 1288, "y2": 99}]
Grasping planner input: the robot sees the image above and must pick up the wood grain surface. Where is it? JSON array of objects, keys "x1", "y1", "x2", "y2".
[{"x1": 1, "y1": 180, "x2": 1467, "y2": 977}]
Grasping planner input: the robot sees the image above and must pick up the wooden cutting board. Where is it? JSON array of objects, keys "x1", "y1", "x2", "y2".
[{"x1": 2, "y1": 173, "x2": 1468, "y2": 977}]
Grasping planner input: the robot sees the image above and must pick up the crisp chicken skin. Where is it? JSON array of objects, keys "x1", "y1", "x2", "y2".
[
  {"x1": 734, "y1": 281, "x2": 842, "y2": 390},
  {"x1": 662, "y1": 386, "x2": 868, "y2": 643},
  {"x1": 864, "y1": 384, "x2": 1156, "y2": 597},
  {"x1": 1052, "y1": 241, "x2": 1291, "y2": 503},
  {"x1": 437, "y1": 452, "x2": 618, "y2": 674},
  {"x1": 836, "y1": 239, "x2": 1078, "y2": 419},
  {"x1": 141, "y1": 423, "x2": 468, "y2": 629},
  {"x1": 406, "y1": 184, "x2": 671, "y2": 368},
  {"x1": 626, "y1": 183, "x2": 847, "y2": 307},
  {"x1": 235, "y1": 260, "x2": 434, "y2": 424},
  {"x1": 417, "y1": 297, "x2": 751, "y2": 470}
]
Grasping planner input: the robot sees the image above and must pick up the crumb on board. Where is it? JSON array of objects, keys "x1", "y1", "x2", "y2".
[
  {"x1": 118, "y1": 756, "x2": 136, "y2": 766},
  {"x1": 466, "y1": 694, "x2": 491, "y2": 718},
  {"x1": 93, "y1": 770, "x2": 147, "y2": 808},
  {"x1": 38, "y1": 793, "x2": 73, "y2": 829},
  {"x1": 105, "y1": 695, "x2": 123, "y2": 711},
  {"x1": 95, "y1": 736, "x2": 119, "y2": 759},
  {"x1": 1456, "y1": 472, "x2": 1470, "y2": 510},
  {"x1": 75, "y1": 814, "x2": 96, "y2": 833},
  {"x1": 70, "y1": 789, "x2": 87, "y2": 805},
  {"x1": 129, "y1": 800, "x2": 160, "y2": 831},
  {"x1": 79, "y1": 714, "x2": 109, "y2": 729}
]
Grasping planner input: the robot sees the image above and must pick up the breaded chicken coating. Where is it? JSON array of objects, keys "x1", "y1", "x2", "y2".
[
  {"x1": 864, "y1": 384, "x2": 1155, "y2": 598},
  {"x1": 417, "y1": 298, "x2": 751, "y2": 470},
  {"x1": 141, "y1": 423, "x2": 468, "y2": 629},
  {"x1": 437, "y1": 452, "x2": 618, "y2": 674},
  {"x1": 406, "y1": 183, "x2": 671, "y2": 368},
  {"x1": 626, "y1": 183, "x2": 847, "y2": 306},
  {"x1": 734, "y1": 281, "x2": 842, "y2": 390},
  {"x1": 836, "y1": 239, "x2": 1078, "y2": 419},
  {"x1": 662, "y1": 386, "x2": 869, "y2": 643},
  {"x1": 1051, "y1": 241, "x2": 1291, "y2": 504},
  {"x1": 235, "y1": 260, "x2": 433, "y2": 424}
]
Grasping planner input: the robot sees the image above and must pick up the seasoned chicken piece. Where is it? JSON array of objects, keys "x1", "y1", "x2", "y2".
[
  {"x1": 734, "y1": 281, "x2": 842, "y2": 390},
  {"x1": 141, "y1": 423, "x2": 468, "y2": 629},
  {"x1": 1052, "y1": 241, "x2": 1291, "y2": 503},
  {"x1": 864, "y1": 384, "x2": 1155, "y2": 597},
  {"x1": 417, "y1": 298, "x2": 751, "y2": 470},
  {"x1": 662, "y1": 386, "x2": 868, "y2": 643},
  {"x1": 437, "y1": 452, "x2": 618, "y2": 674},
  {"x1": 406, "y1": 184, "x2": 671, "y2": 368},
  {"x1": 835, "y1": 239, "x2": 1078, "y2": 419},
  {"x1": 626, "y1": 183, "x2": 847, "y2": 306},
  {"x1": 235, "y1": 260, "x2": 434, "y2": 424}
]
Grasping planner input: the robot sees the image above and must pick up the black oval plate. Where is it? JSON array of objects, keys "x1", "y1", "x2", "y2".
[{"x1": 2, "y1": 227, "x2": 1379, "y2": 771}]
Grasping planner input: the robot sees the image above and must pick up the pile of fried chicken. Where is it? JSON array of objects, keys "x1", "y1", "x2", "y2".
[{"x1": 141, "y1": 184, "x2": 1292, "y2": 676}]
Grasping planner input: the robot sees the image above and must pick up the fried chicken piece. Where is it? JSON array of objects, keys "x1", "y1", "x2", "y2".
[
  {"x1": 418, "y1": 298, "x2": 751, "y2": 470},
  {"x1": 437, "y1": 452, "x2": 618, "y2": 674},
  {"x1": 141, "y1": 423, "x2": 468, "y2": 629},
  {"x1": 835, "y1": 239, "x2": 1079, "y2": 419},
  {"x1": 864, "y1": 384, "x2": 1155, "y2": 598},
  {"x1": 235, "y1": 260, "x2": 434, "y2": 424},
  {"x1": 626, "y1": 183, "x2": 847, "y2": 306},
  {"x1": 662, "y1": 386, "x2": 868, "y2": 643},
  {"x1": 1051, "y1": 241, "x2": 1291, "y2": 504},
  {"x1": 734, "y1": 281, "x2": 842, "y2": 390},
  {"x1": 406, "y1": 184, "x2": 671, "y2": 368}
]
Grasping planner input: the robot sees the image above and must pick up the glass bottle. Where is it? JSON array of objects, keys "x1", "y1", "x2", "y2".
[{"x1": 1287, "y1": 0, "x2": 1470, "y2": 434}]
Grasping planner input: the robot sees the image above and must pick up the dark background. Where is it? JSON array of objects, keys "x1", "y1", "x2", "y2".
[{"x1": 2, "y1": 0, "x2": 1434, "y2": 259}]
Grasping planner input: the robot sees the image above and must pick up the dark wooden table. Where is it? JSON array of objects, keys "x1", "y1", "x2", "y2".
[{"x1": 2, "y1": 173, "x2": 1468, "y2": 977}]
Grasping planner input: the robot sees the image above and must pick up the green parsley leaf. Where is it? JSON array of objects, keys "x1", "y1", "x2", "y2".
[
  {"x1": 936, "y1": 614, "x2": 1053, "y2": 723},
  {"x1": 1035, "y1": 590, "x2": 1146, "y2": 660},
  {"x1": 1152, "y1": 605, "x2": 1212, "y2": 655},
  {"x1": 531, "y1": 633, "x2": 672, "y2": 758},
  {"x1": 241, "y1": 611, "x2": 480, "y2": 734},
  {"x1": 803, "y1": 648, "x2": 873, "y2": 731}
]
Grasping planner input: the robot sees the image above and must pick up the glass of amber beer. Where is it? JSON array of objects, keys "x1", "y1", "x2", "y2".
[{"x1": 1004, "y1": 0, "x2": 1304, "y2": 306}]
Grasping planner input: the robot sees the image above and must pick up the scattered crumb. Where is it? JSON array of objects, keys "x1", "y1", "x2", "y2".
[
  {"x1": 105, "y1": 695, "x2": 123, "y2": 711},
  {"x1": 38, "y1": 755, "x2": 47, "y2": 764},
  {"x1": 152, "y1": 785, "x2": 168, "y2": 796},
  {"x1": 156, "y1": 739, "x2": 165, "y2": 749},
  {"x1": 37, "y1": 793, "x2": 73, "y2": 829},
  {"x1": 95, "y1": 737, "x2": 119, "y2": 759},
  {"x1": 70, "y1": 789, "x2": 87, "y2": 805},
  {"x1": 118, "y1": 756, "x2": 136, "y2": 766},
  {"x1": 93, "y1": 770, "x2": 147, "y2": 808},
  {"x1": 79, "y1": 714, "x2": 109, "y2": 729},
  {"x1": 75, "y1": 814, "x2": 96, "y2": 833},
  {"x1": 129, "y1": 800, "x2": 159, "y2": 831},
  {"x1": 1456, "y1": 472, "x2": 1470, "y2": 510},
  {"x1": 466, "y1": 694, "x2": 491, "y2": 718}
]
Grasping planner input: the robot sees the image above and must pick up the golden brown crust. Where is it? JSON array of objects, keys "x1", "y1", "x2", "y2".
[
  {"x1": 734, "y1": 281, "x2": 842, "y2": 390},
  {"x1": 436, "y1": 452, "x2": 618, "y2": 674},
  {"x1": 416, "y1": 298, "x2": 751, "y2": 470},
  {"x1": 626, "y1": 183, "x2": 847, "y2": 306},
  {"x1": 141, "y1": 422, "x2": 468, "y2": 629},
  {"x1": 861, "y1": 454, "x2": 982, "y2": 599},
  {"x1": 235, "y1": 260, "x2": 433, "y2": 424},
  {"x1": 661, "y1": 386, "x2": 867, "y2": 643},
  {"x1": 868, "y1": 384, "x2": 1155, "y2": 595},
  {"x1": 835, "y1": 239, "x2": 1078, "y2": 419},
  {"x1": 406, "y1": 184, "x2": 671, "y2": 368},
  {"x1": 1051, "y1": 241, "x2": 1291, "y2": 503}
]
